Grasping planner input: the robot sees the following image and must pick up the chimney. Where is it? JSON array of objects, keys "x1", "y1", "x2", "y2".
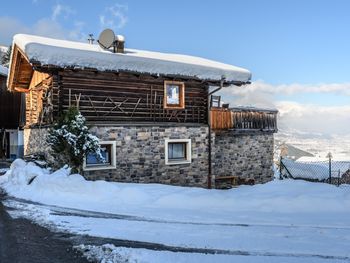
[{"x1": 115, "y1": 35, "x2": 125, "y2": 53}]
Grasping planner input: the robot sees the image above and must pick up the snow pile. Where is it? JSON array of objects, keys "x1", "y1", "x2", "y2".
[
  {"x1": 2, "y1": 159, "x2": 350, "y2": 222},
  {"x1": 0, "y1": 64, "x2": 8, "y2": 76},
  {"x1": 75, "y1": 244, "x2": 131, "y2": 263},
  {"x1": 12, "y1": 34, "x2": 251, "y2": 83},
  {"x1": 75, "y1": 244, "x2": 263, "y2": 263}
]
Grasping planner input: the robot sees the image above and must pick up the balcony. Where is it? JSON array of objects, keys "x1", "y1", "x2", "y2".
[{"x1": 210, "y1": 106, "x2": 278, "y2": 132}]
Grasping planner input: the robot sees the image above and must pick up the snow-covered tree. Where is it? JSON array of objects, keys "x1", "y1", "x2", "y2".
[
  {"x1": 1, "y1": 45, "x2": 11, "y2": 67},
  {"x1": 47, "y1": 107, "x2": 103, "y2": 173}
]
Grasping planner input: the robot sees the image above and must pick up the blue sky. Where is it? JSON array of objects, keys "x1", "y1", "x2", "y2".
[{"x1": 1, "y1": 0, "x2": 349, "y2": 134}]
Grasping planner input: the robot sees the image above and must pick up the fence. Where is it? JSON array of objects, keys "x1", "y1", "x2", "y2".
[
  {"x1": 280, "y1": 157, "x2": 350, "y2": 186},
  {"x1": 210, "y1": 107, "x2": 278, "y2": 131}
]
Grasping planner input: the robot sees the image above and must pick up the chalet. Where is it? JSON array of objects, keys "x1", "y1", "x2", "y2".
[
  {"x1": 7, "y1": 33, "x2": 277, "y2": 188},
  {"x1": 0, "y1": 64, "x2": 24, "y2": 160}
]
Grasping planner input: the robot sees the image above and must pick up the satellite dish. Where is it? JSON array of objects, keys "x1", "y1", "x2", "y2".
[{"x1": 98, "y1": 29, "x2": 115, "y2": 49}]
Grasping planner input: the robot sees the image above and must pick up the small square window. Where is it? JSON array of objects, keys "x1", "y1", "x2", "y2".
[
  {"x1": 165, "y1": 139, "x2": 191, "y2": 165},
  {"x1": 164, "y1": 81, "x2": 185, "y2": 109},
  {"x1": 168, "y1": 142, "x2": 187, "y2": 160},
  {"x1": 83, "y1": 141, "x2": 116, "y2": 171},
  {"x1": 86, "y1": 144, "x2": 112, "y2": 166}
]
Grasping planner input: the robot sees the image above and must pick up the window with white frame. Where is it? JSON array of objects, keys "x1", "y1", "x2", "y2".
[
  {"x1": 165, "y1": 139, "x2": 191, "y2": 165},
  {"x1": 83, "y1": 141, "x2": 116, "y2": 171}
]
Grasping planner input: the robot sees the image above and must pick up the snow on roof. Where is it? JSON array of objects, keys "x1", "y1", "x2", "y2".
[
  {"x1": 13, "y1": 34, "x2": 251, "y2": 83},
  {"x1": 0, "y1": 65, "x2": 8, "y2": 76}
]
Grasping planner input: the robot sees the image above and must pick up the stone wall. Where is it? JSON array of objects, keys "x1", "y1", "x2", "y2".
[
  {"x1": 23, "y1": 126, "x2": 275, "y2": 188},
  {"x1": 212, "y1": 131, "x2": 274, "y2": 184},
  {"x1": 23, "y1": 127, "x2": 51, "y2": 158},
  {"x1": 85, "y1": 125, "x2": 210, "y2": 188}
]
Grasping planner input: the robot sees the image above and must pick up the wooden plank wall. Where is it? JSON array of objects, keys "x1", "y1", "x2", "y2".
[
  {"x1": 0, "y1": 75, "x2": 22, "y2": 129},
  {"x1": 210, "y1": 108, "x2": 233, "y2": 130},
  {"x1": 210, "y1": 108, "x2": 278, "y2": 131},
  {"x1": 25, "y1": 77, "x2": 53, "y2": 127},
  {"x1": 56, "y1": 71, "x2": 208, "y2": 124}
]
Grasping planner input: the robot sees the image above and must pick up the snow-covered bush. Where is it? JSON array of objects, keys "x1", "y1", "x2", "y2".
[{"x1": 47, "y1": 107, "x2": 103, "y2": 173}]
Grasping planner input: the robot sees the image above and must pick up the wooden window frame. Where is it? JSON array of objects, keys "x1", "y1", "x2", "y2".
[
  {"x1": 83, "y1": 140, "x2": 117, "y2": 171},
  {"x1": 163, "y1": 81, "x2": 185, "y2": 109},
  {"x1": 165, "y1": 139, "x2": 191, "y2": 165}
]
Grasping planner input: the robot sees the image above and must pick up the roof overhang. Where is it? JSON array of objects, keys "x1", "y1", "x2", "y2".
[
  {"x1": 7, "y1": 44, "x2": 34, "y2": 92},
  {"x1": 7, "y1": 44, "x2": 51, "y2": 93}
]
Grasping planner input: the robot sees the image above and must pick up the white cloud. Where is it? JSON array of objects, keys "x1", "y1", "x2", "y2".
[
  {"x1": 100, "y1": 3, "x2": 128, "y2": 31},
  {"x1": 0, "y1": 16, "x2": 86, "y2": 45},
  {"x1": 226, "y1": 80, "x2": 350, "y2": 97},
  {"x1": 217, "y1": 81, "x2": 350, "y2": 136},
  {"x1": 276, "y1": 101, "x2": 350, "y2": 135},
  {"x1": 0, "y1": 2, "x2": 86, "y2": 45},
  {"x1": 51, "y1": 4, "x2": 74, "y2": 21}
]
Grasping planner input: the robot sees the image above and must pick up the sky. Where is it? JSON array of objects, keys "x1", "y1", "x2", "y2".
[{"x1": 1, "y1": 0, "x2": 349, "y2": 136}]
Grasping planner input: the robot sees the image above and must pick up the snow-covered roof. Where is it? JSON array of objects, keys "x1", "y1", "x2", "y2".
[
  {"x1": 12, "y1": 34, "x2": 251, "y2": 83},
  {"x1": 0, "y1": 65, "x2": 8, "y2": 76}
]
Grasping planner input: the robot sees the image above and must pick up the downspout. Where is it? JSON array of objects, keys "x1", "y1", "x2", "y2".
[{"x1": 207, "y1": 77, "x2": 225, "y2": 189}]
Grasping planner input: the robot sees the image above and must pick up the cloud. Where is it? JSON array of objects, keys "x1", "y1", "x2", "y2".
[
  {"x1": 0, "y1": 16, "x2": 86, "y2": 45},
  {"x1": 51, "y1": 3, "x2": 75, "y2": 21},
  {"x1": 0, "y1": 17, "x2": 30, "y2": 45},
  {"x1": 276, "y1": 101, "x2": 350, "y2": 135},
  {"x1": 0, "y1": 3, "x2": 86, "y2": 45},
  {"x1": 226, "y1": 80, "x2": 350, "y2": 97},
  {"x1": 100, "y1": 3, "x2": 128, "y2": 31},
  {"x1": 217, "y1": 81, "x2": 350, "y2": 136}
]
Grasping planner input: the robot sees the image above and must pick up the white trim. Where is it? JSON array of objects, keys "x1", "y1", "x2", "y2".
[
  {"x1": 83, "y1": 140, "x2": 117, "y2": 171},
  {"x1": 165, "y1": 138, "x2": 192, "y2": 165}
]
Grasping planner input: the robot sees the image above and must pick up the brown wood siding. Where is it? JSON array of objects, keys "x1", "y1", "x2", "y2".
[
  {"x1": 25, "y1": 76, "x2": 54, "y2": 127},
  {"x1": 56, "y1": 71, "x2": 208, "y2": 124},
  {"x1": 0, "y1": 75, "x2": 22, "y2": 129}
]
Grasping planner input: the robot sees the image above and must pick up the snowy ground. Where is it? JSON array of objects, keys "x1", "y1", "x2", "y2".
[{"x1": 1, "y1": 159, "x2": 350, "y2": 262}]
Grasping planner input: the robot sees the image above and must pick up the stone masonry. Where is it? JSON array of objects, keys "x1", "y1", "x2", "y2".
[
  {"x1": 85, "y1": 125, "x2": 209, "y2": 187},
  {"x1": 212, "y1": 131, "x2": 274, "y2": 184},
  {"x1": 23, "y1": 126, "x2": 275, "y2": 188}
]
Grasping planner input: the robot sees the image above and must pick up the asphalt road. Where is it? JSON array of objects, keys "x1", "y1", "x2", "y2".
[{"x1": 0, "y1": 195, "x2": 89, "y2": 263}]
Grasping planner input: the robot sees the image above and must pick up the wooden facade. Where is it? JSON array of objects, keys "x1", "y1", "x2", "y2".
[
  {"x1": 58, "y1": 71, "x2": 208, "y2": 124},
  {"x1": 21, "y1": 70, "x2": 209, "y2": 127}
]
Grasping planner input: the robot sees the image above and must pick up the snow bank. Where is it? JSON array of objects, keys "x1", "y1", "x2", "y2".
[
  {"x1": 1, "y1": 159, "x2": 350, "y2": 224},
  {"x1": 75, "y1": 244, "x2": 349, "y2": 263},
  {"x1": 12, "y1": 34, "x2": 251, "y2": 83}
]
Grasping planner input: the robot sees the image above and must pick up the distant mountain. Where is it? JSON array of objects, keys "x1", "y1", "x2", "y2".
[
  {"x1": 275, "y1": 140, "x2": 314, "y2": 160},
  {"x1": 275, "y1": 128, "x2": 350, "y2": 160}
]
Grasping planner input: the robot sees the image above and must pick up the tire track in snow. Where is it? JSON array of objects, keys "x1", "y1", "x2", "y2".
[
  {"x1": 74, "y1": 235, "x2": 350, "y2": 262},
  {"x1": 4, "y1": 194, "x2": 350, "y2": 231}
]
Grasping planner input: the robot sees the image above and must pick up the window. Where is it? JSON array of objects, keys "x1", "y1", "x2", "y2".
[
  {"x1": 165, "y1": 139, "x2": 191, "y2": 165},
  {"x1": 83, "y1": 141, "x2": 116, "y2": 171},
  {"x1": 164, "y1": 81, "x2": 185, "y2": 109}
]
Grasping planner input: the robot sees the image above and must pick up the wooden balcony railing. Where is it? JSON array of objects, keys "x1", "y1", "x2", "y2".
[{"x1": 210, "y1": 107, "x2": 278, "y2": 132}]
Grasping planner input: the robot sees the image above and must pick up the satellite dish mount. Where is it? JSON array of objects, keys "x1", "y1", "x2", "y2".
[{"x1": 98, "y1": 29, "x2": 125, "y2": 53}]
